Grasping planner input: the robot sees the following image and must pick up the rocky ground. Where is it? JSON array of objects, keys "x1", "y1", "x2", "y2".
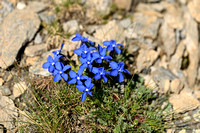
[{"x1": 0, "y1": 0, "x2": 200, "y2": 132}]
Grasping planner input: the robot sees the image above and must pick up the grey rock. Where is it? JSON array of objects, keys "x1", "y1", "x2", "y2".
[
  {"x1": 0, "y1": 95, "x2": 17, "y2": 130},
  {"x1": 147, "y1": 0, "x2": 161, "y2": 2},
  {"x1": 27, "y1": 1, "x2": 48, "y2": 13},
  {"x1": 86, "y1": 25, "x2": 99, "y2": 34},
  {"x1": 0, "y1": 86, "x2": 11, "y2": 96},
  {"x1": 34, "y1": 33, "x2": 43, "y2": 44},
  {"x1": 0, "y1": 9, "x2": 41, "y2": 69},
  {"x1": 25, "y1": 43, "x2": 47, "y2": 57},
  {"x1": 39, "y1": 10, "x2": 56, "y2": 24},
  {"x1": 114, "y1": 0, "x2": 132, "y2": 11},
  {"x1": 119, "y1": 18, "x2": 131, "y2": 29},
  {"x1": 63, "y1": 20, "x2": 79, "y2": 34},
  {"x1": 192, "y1": 108, "x2": 200, "y2": 122},
  {"x1": 0, "y1": 0, "x2": 14, "y2": 24}
]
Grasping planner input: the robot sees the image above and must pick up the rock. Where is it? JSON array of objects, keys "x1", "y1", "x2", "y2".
[
  {"x1": 13, "y1": 82, "x2": 27, "y2": 98},
  {"x1": 184, "y1": 10, "x2": 199, "y2": 88},
  {"x1": 29, "y1": 51, "x2": 53, "y2": 76},
  {"x1": 147, "y1": 0, "x2": 161, "y2": 2},
  {"x1": 38, "y1": 10, "x2": 56, "y2": 24},
  {"x1": 188, "y1": 0, "x2": 200, "y2": 22},
  {"x1": 192, "y1": 108, "x2": 200, "y2": 122},
  {"x1": 170, "y1": 78, "x2": 184, "y2": 94},
  {"x1": 26, "y1": 1, "x2": 48, "y2": 13},
  {"x1": 63, "y1": 20, "x2": 79, "y2": 34},
  {"x1": 127, "y1": 42, "x2": 140, "y2": 54},
  {"x1": 34, "y1": 33, "x2": 43, "y2": 44},
  {"x1": 26, "y1": 56, "x2": 40, "y2": 66},
  {"x1": 0, "y1": 95, "x2": 17, "y2": 130},
  {"x1": 0, "y1": 86, "x2": 11, "y2": 96},
  {"x1": 85, "y1": 0, "x2": 112, "y2": 16},
  {"x1": 143, "y1": 75, "x2": 159, "y2": 93},
  {"x1": 62, "y1": 39, "x2": 80, "y2": 55},
  {"x1": 119, "y1": 18, "x2": 131, "y2": 29},
  {"x1": 86, "y1": 25, "x2": 100, "y2": 34},
  {"x1": 136, "y1": 49, "x2": 159, "y2": 72},
  {"x1": 16, "y1": 2, "x2": 26, "y2": 10},
  {"x1": 151, "y1": 67, "x2": 177, "y2": 93},
  {"x1": 0, "y1": 78, "x2": 4, "y2": 86},
  {"x1": 0, "y1": 9, "x2": 41, "y2": 69},
  {"x1": 114, "y1": 0, "x2": 132, "y2": 11},
  {"x1": 94, "y1": 20, "x2": 125, "y2": 44},
  {"x1": 132, "y1": 12, "x2": 161, "y2": 39},
  {"x1": 0, "y1": 0, "x2": 14, "y2": 24},
  {"x1": 169, "y1": 88, "x2": 200, "y2": 113},
  {"x1": 25, "y1": 44, "x2": 47, "y2": 57}
]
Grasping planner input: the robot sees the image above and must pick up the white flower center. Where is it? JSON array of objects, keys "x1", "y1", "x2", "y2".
[
  {"x1": 57, "y1": 51, "x2": 59, "y2": 55},
  {"x1": 101, "y1": 57, "x2": 104, "y2": 59},
  {"x1": 112, "y1": 44, "x2": 115, "y2": 47},
  {"x1": 119, "y1": 69, "x2": 121, "y2": 72},
  {"x1": 84, "y1": 51, "x2": 87, "y2": 53},
  {"x1": 59, "y1": 71, "x2": 62, "y2": 74},
  {"x1": 87, "y1": 61, "x2": 90, "y2": 64},
  {"x1": 77, "y1": 77, "x2": 80, "y2": 80},
  {"x1": 86, "y1": 88, "x2": 89, "y2": 92},
  {"x1": 100, "y1": 72, "x2": 103, "y2": 75},
  {"x1": 52, "y1": 62, "x2": 55, "y2": 65}
]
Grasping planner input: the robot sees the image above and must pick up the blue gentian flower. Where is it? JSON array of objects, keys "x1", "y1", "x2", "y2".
[
  {"x1": 53, "y1": 62, "x2": 71, "y2": 82},
  {"x1": 76, "y1": 78, "x2": 94, "y2": 102},
  {"x1": 42, "y1": 55, "x2": 62, "y2": 73},
  {"x1": 52, "y1": 43, "x2": 64, "y2": 57},
  {"x1": 96, "y1": 45, "x2": 112, "y2": 63},
  {"x1": 103, "y1": 40, "x2": 123, "y2": 54},
  {"x1": 68, "y1": 68, "x2": 88, "y2": 85},
  {"x1": 109, "y1": 61, "x2": 131, "y2": 82},
  {"x1": 74, "y1": 44, "x2": 96, "y2": 58},
  {"x1": 92, "y1": 67, "x2": 110, "y2": 83},
  {"x1": 72, "y1": 33, "x2": 94, "y2": 45},
  {"x1": 79, "y1": 52, "x2": 99, "y2": 71}
]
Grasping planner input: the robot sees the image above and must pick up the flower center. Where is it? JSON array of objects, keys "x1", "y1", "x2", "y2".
[
  {"x1": 52, "y1": 62, "x2": 55, "y2": 65},
  {"x1": 57, "y1": 51, "x2": 59, "y2": 55},
  {"x1": 77, "y1": 77, "x2": 80, "y2": 80},
  {"x1": 59, "y1": 71, "x2": 62, "y2": 74},
  {"x1": 112, "y1": 44, "x2": 115, "y2": 47},
  {"x1": 101, "y1": 57, "x2": 104, "y2": 59},
  {"x1": 100, "y1": 72, "x2": 103, "y2": 75},
  {"x1": 87, "y1": 61, "x2": 90, "y2": 64},
  {"x1": 119, "y1": 69, "x2": 121, "y2": 72},
  {"x1": 84, "y1": 51, "x2": 87, "y2": 54},
  {"x1": 86, "y1": 88, "x2": 89, "y2": 92}
]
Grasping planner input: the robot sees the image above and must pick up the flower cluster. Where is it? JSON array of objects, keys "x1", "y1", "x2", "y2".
[{"x1": 42, "y1": 33, "x2": 131, "y2": 102}]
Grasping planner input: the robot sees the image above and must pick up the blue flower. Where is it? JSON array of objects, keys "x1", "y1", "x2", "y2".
[
  {"x1": 96, "y1": 45, "x2": 112, "y2": 63},
  {"x1": 76, "y1": 78, "x2": 94, "y2": 102},
  {"x1": 42, "y1": 55, "x2": 62, "y2": 73},
  {"x1": 52, "y1": 43, "x2": 64, "y2": 57},
  {"x1": 79, "y1": 52, "x2": 99, "y2": 71},
  {"x1": 109, "y1": 61, "x2": 131, "y2": 82},
  {"x1": 92, "y1": 67, "x2": 110, "y2": 83},
  {"x1": 74, "y1": 44, "x2": 96, "y2": 58},
  {"x1": 53, "y1": 62, "x2": 71, "y2": 82},
  {"x1": 72, "y1": 33, "x2": 88, "y2": 42},
  {"x1": 103, "y1": 40, "x2": 123, "y2": 54},
  {"x1": 68, "y1": 68, "x2": 88, "y2": 85}
]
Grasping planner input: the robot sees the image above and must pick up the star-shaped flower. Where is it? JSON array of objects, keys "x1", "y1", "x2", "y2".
[
  {"x1": 103, "y1": 40, "x2": 123, "y2": 54},
  {"x1": 52, "y1": 43, "x2": 64, "y2": 57},
  {"x1": 53, "y1": 62, "x2": 71, "y2": 82},
  {"x1": 109, "y1": 61, "x2": 131, "y2": 82},
  {"x1": 42, "y1": 55, "x2": 62, "y2": 73},
  {"x1": 92, "y1": 67, "x2": 110, "y2": 83},
  {"x1": 68, "y1": 67, "x2": 88, "y2": 85},
  {"x1": 74, "y1": 44, "x2": 96, "y2": 58},
  {"x1": 76, "y1": 78, "x2": 94, "y2": 102},
  {"x1": 96, "y1": 45, "x2": 112, "y2": 63}
]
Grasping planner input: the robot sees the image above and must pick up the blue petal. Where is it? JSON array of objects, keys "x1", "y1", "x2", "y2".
[
  {"x1": 81, "y1": 75, "x2": 88, "y2": 80},
  {"x1": 110, "y1": 69, "x2": 118, "y2": 76},
  {"x1": 55, "y1": 62, "x2": 62, "y2": 71},
  {"x1": 80, "y1": 63, "x2": 88, "y2": 69},
  {"x1": 101, "y1": 48, "x2": 107, "y2": 56},
  {"x1": 53, "y1": 69, "x2": 59, "y2": 75},
  {"x1": 77, "y1": 80, "x2": 83, "y2": 85},
  {"x1": 87, "y1": 91, "x2": 93, "y2": 96},
  {"x1": 76, "y1": 85, "x2": 85, "y2": 91},
  {"x1": 81, "y1": 92, "x2": 87, "y2": 102},
  {"x1": 86, "y1": 53, "x2": 91, "y2": 61},
  {"x1": 94, "y1": 73, "x2": 101, "y2": 79},
  {"x1": 54, "y1": 74, "x2": 61, "y2": 82},
  {"x1": 89, "y1": 47, "x2": 96, "y2": 51},
  {"x1": 105, "y1": 71, "x2": 110, "y2": 75},
  {"x1": 60, "y1": 43, "x2": 64, "y2": 50},
  {"x1": 117, "y1": 43, "x2": 124, "y2": 47},
  {"x1": 42, "y1": 62, "x2": 50, "y2": 69},
  {"x1": 119, "y1": 72, "x2": 124, "y2": 83},
  {"x1": 68, "y1": 78, "x2": 77, "y2": 84},
  {"x1": 81, "y1": 44, "x2": 87, "y2": 51},
  {"x1": 69, "y1": 70, "x2": 76, "y2": 78},
  {"x1": 77, "y1": 67, "x2": 84, "y2": 75},
  {"x1": 115, "y1": 47, "x2": 121, "y2": 54},
  {"x1": 102, "y1": 75, "x2": 108, "y2": 83},
  {"x1": 89, "y1": 40, "x2": 94, "y2": 45},
  {"x1": 107, "y1": 45, "x2": 113, "y2": 51},
  {"x1": 89, "y1": 83, "x2": 94, "y2": 90},
  {"x1": 105, "y1": 55, "x2": 112, "y2": 60},
  {"x1": 48, "y1": 65, "x2": 55, "y2": 73},
  {"x1": 61, "y1": 73, "x2": 68, "y2": 81},
  {"x1": 63, "y1": 65, "x2": 71, "y2": 71},
  {"x1": 110, "y1": 61, "x2": 118, "y2": 69},
  {"x1": 47, "y1": 55, "x2": 53, "y2": 62},
  {"x1": 81, "y1": 53, "x2": 87, "y2": 58},
  {"x1": 72, "y1": 33, "x2": 82, "y2": 41},
  {"x1": 79, "y1": 57, "x2": 87, "y2": 64},
  {"x1": 88, "y1": 64, "x2": 93, "y2": 72},
  {"x1": 124, "y1": 69, "x2": 131, "y2": 75},
  {"x1": 97, "y1": 44, "x2": 102, "y2": 52},
  {"x1": 85, "y1": 78, "x2": 91, "y2": 88},
  {"x1": 103, "y1": 41, "x2": 111, "y2": 46},
  {"x1": 74, "y1": 49, "x2": 82, "y2": 55},
  {"x1": 54, "y1": 55, "x2": 62, "y2": 61},
  {"x1": 96, "y1": 58, "x2": 102, "y2": 63},
  {"x1": 92, "y1": 67, "x2": 99, "y2": 74}
]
